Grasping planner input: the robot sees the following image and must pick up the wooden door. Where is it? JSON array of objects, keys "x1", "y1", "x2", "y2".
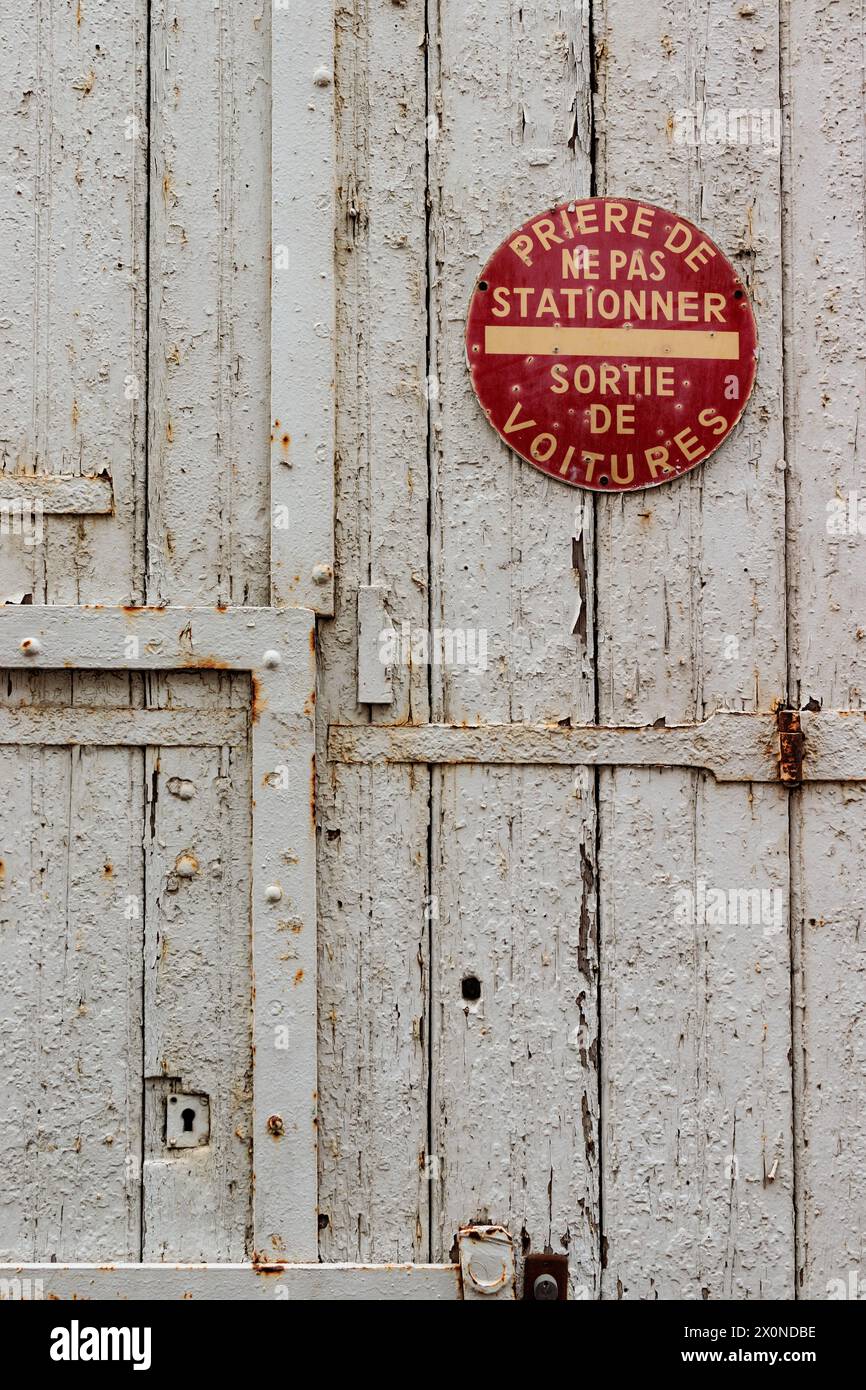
[{"x1": 0, "y1": 0, "x2": 864, "y2": 1303}]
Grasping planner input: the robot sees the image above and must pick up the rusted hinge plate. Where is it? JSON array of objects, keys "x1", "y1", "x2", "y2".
[{"x1": 329, "y1": 708, "x2": 866, "y2": 786}]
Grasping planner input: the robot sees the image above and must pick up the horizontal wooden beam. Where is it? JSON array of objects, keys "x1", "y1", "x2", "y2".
[
  {"x1": 0, "y1": 605, "x2": 313, "y2": 689},
  {"x1": 0, "y1": 707, "x2": 247, "y2": 747},
  {"x1": 0, "y1": 473, "x2": 113, "y2": 514},
  {"x1": 0, "y1": 1262, "x2": 461, "y2": 1301}
]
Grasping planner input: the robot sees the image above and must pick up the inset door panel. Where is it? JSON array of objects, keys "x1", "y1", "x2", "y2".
[{"x1": 0, "y1": 669, "x2": 253, "y2": 1263}]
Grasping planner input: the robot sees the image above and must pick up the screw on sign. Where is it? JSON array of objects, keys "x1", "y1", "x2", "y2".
[{"x1": 465, "y1": 197, "x2": 757, "y2": 492}]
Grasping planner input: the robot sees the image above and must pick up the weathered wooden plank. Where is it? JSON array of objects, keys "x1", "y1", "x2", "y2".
[
  {"x1": 0, "y1": 605, "x2": 314, "y2": 675},
  {"x1": 784, "y1": 0, "x2": 866, "y2": 1298},
  {"x1": 142, "y1": 730, "x2": 253, "y2": 1262},
  {"x1": 317, "y1": 763, "x2": 430, "y2": 1262},
  {"x1": 428, "y1": 0, "x2": 598, "y2": 1293},
  {"x1": 0, "y1": 474, "x2": 113, "y2": 514},
  {"x1": 271, "y1": 0, "x2": 336, "y2": 614},
  {"x1": 0, "y1": 0, "x2": 147, "y2": 606},
  {"x1": 148, "y1": 0, "x2": 271, "y2": 606},
  {"x1": 316, "y1": 0, "x2": 431, "y2": 1264},
  {"x1": 356, "y1": 586, "x2": 393, "y2": 705},
  {"x1": 432, "y1": 764, "x2": 599, "y2": 1294},
  {"x1": 791, "y1": 787, "x2": 866, "y2": 1299},
  {"x1": 252, "y1": 694, "x2": 320, "y2": 1262},
  {"x1": 601, "y1": 772, "x2": 792, "y2": 1298},
  {"x1": 0, "y1": 679, "x2": 144, "y2": 1261},
  {"x1": 0, "y1": 707, "x2": 246, "y2": 747},
  {"x1": 594, "y1": 0, "x2": 793, "y2": 1296},
  {"x1": 0, "y1": 1262, "x2": 462, "y2": 1301}
]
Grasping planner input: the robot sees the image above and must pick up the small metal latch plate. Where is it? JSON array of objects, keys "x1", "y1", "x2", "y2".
[
  {"x1": 166, "y1": 1092, "x2": 210, "y2": 1150},
  {"x1": 777, "y1": 708, "x2": 805, "y2": 787},
  {"x1": 523, "y1": 1252, "x2": 569, "y2": 1300},
  {"x1": 458, "y1": 1224, "x2": 516, "y2": 1300}
]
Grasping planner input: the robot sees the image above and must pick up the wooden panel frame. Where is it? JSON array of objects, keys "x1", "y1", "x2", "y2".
[{"x1": 0, "y1": 606, "x2": 317, "y2": 1262}]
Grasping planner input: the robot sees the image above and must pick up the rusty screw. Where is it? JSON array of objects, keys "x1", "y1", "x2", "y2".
[{"x1": 266, "y1": 1114, "x2": 285, "y2": 1138}]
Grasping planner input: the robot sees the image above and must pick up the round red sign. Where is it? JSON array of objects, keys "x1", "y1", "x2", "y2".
[{"x1": 465, "y1": 198, "x2": 757, "y2": 492}]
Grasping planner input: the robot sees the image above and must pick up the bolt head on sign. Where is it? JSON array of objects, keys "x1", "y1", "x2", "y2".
[{"x1": 465, "y1": 197, "x2": 757, "y2": 492}]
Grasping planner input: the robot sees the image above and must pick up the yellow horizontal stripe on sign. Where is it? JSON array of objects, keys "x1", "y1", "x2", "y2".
[{"x1": 484, "y1": 325, "x2": 740, "y2": 360}]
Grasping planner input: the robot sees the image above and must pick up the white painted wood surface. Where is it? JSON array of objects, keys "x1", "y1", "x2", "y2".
[
  {"x1": 0, "y1": 693, "x2": 144, "y2": 1260},
  {"x1": 0, "y1": 0, "x2": 147, "y2": 606},
  {"x1": 0, "y1": 1262, "x2": 462, "y2": 1300},
  {"x1": 148, "y1": 0, "x2": 271, "y2": 608},
  {"x1": 784, "y1": 0, "x2": 866, "y2": 1301},
  {"x1": 594, "y1": 0, "x2": 793, "y2": 1298},
  {"x1": 315, "y1": 0, "x2": 431, "y2": 1265},
  {"x1": 0, "y1": 0, "x2": 864, "y2": 1301},
  {"x1": 142, "y1": 731, "x2": 253, "y2": 1261},
  {"x1": 271, "y1": 0, "x2": 336, "y2": 614},
  {"x1": 427, "y1": 0, "x2": 598, "y2": 1295}
]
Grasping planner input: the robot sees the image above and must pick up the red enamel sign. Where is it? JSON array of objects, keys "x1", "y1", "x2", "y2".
[{"x1": 466, "y1": 198, "x2": 757, "y2": 491}]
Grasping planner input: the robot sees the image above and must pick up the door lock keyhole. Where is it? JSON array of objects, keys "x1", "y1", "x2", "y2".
[{"x1": 165, "y1": 1091, "x2": 210, "y2": 1149}]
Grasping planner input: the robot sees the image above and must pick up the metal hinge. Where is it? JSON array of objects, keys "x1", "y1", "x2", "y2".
[{"x1": 330, "y1": 707, "x2": 866, "y2": 786}]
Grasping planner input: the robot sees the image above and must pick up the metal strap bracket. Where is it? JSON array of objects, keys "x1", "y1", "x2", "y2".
[{"x1": 329, "y1": 707, "x2": 866, "y2": 786}]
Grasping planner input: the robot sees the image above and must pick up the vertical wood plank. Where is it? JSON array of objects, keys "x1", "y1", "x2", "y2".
[
  {"x1": 600, "y1": 773, "x2": 792, "y2": 1297},
  {"x1": 594, "y1": 0, "x2": 793, "y2": 1296},
  {"x1": 316, "y1": 0, "x2": 431, "y2": 1263},
  {"x1": 428, "y1": 0, "x2": 599, "y2": 1293},
  {"x1": 148, "y1": 0, "x2": 271, "y2": 606},
  {"x1": 142, "y1": 678, "x2": 253, "y2": 1262},
  {"x1": 783, "y1": 0, "x2": 866, "y2": 1298},
  {"x1": 271, "y1": 0, "x2": 336, "y2": 614},
  {"x1": 0, "y1": 678, "x2": 143, "y2": 1261},
  {"x1": 144, "y1": 2, "x2": 273, "y2": 1253},
  {"x1": 0, "y1": 0, "x2": 147, "y2": 606},
  {"x1": 251, "y1": 622, "x2": 319, "y2": 1262}
]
